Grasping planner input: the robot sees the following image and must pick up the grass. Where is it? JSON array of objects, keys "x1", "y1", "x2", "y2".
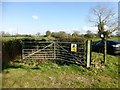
[
  {"x1": 91, "y1": 37, "x2": 119, "y2": 42},
  {"x1": 1, "y1": 36, "x2": 119, "y2": 42},
  {"x1": 2, "y1": 52, "x2": 119, "y2": 88},
  {"x1": 1, "y1": 36, "x2": 47, "y2": 42},
  {"x1": 1, "y1": 36, "x2": 119, "y2": 88}
]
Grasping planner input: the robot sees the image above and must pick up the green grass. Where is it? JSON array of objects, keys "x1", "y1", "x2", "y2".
[
  {"x1": 1, "y1": 36, "x2": 119, "y2": 42},
  {"x1": 91, "y1": 37, "x2": 119, "y2": 42},
  {"x1": 1, "y1": 36, "x2": 47, "y2": 42},
  {"x1": 1, "y1": 36, "x2": 119, "y2": 88},
  {"x1": 2, "y1": 52, "x2": 119, "y2": 88}
]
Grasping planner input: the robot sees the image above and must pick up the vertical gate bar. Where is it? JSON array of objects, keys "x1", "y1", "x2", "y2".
[
  {"x1": 54, "y1": 42, "x2": 56, "y2": 59},
  {"x1": 86, "y1": 40, "x2": 92, "y2": 68},
  {"x1": 22, "y1": 41, "x2": 25, "y2": 59}
]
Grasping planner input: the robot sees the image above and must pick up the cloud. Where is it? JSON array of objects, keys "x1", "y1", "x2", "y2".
[{"x1": 32, "y1": 15, "x2": 39, "y2": 20}]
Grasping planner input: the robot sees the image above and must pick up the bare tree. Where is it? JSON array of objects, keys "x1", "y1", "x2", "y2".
[
  {"x1": 88, "y1": 4, "x2": 118, "y2": 37},
  {"x1": 88, "y1": 4, "x2": 118, "y2": 64}
]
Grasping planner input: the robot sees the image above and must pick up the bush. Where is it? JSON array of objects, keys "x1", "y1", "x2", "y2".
[
  {"x1": 51, "y1": 31, "x2": 67, "y2": 39},
  {"x1": 2, "y1": 39, "x2": 22, "y2": 69},
  {"x1": 56, "y1": 37, "x2": 86, "y2": 43}
]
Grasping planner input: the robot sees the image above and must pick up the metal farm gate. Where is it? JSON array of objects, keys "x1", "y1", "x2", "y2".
[{"x1": 22, "y1": 40, "x2": 91, "y2": 67}]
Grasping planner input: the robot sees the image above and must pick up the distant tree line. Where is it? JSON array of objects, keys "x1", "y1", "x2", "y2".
[
  {"x1": 1, "y1": 30, "x2": 119, "y2": 39},
  {"x1": 1, "y1": 31, "x2": 32, "y2": 37}
]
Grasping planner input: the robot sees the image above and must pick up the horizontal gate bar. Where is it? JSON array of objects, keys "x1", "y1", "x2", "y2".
[
  {"x1": 23, "y1": 41, "x2": 86, "y2": 44},
  {"x1": 23, "y1": 42, "x2": 54, "y2": 59}
]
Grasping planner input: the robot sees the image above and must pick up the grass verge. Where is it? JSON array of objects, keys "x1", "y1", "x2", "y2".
[{"x1": 2, "y1": 52, "x2": 119, "y2": 88}]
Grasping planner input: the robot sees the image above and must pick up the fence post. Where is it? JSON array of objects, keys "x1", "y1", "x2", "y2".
[{"x1": 86, "y1": 40, "x2": 92, "y2": 68}]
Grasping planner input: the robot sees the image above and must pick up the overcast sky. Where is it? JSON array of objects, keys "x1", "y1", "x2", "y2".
[{"x1": 1, "y1": 1, "x2": 118, "y2": 35}]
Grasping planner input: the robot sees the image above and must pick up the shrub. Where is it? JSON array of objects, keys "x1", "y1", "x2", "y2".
[
  {"x1": 56, "y1": 37, "x2": 86, "y2": 43},
  {"x1": 2, "y1": 39, "x2": 22, "y2": 69}
]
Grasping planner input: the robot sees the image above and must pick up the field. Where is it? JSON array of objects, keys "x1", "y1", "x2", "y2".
[
  {"x1": 1, "y1": 36, "x2": 119, "y2": 88},
  {"x1": 89, "y1": 37, "x2": 119, "y2": 41},
  {"x1": 1, "y1": 36, "x2": 45, "y2": 41},
  {"x1": 1, "y1": 52, "x2": 119, "y2": 88}
]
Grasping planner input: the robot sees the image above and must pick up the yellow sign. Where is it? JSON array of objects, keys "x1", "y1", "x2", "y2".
[{"x1": 71, "y1": 44, "x2": 77, "y2": 52}]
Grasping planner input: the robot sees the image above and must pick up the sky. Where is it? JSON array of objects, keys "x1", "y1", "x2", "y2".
[{"x1": 1, "y1": 2, "x2": 118, "y2": 35}]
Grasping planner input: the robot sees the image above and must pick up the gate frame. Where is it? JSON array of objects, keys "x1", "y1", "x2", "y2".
[{"x1": 22, "y1": 40, "x2": 92, "y2": 68}]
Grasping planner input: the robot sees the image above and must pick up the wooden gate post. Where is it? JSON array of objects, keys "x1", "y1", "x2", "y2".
[{"x1": 86, "y1": 40, "x2": 92, "y2": 68}]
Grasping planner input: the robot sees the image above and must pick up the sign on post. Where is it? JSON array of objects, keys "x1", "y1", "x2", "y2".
[{"x1": 71, "y1": 44, "x2": 77, "y2": 52}]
